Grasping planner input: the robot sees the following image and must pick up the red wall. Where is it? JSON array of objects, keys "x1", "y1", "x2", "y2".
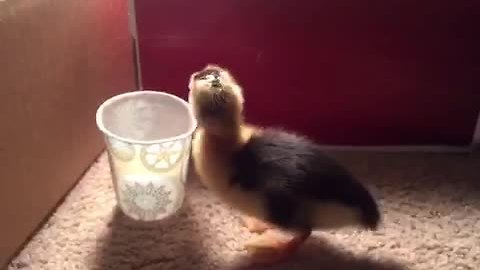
[{"x1": 135, "y1": 0, "x2": 480, "y2": 146}]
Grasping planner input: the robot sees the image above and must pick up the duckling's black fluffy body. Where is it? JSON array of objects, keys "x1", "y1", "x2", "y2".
[
  {"x1": 231, "y1": 128, "x2": 380, "y2": 231},
  {"x1": 188, "y1": 64, "x2": 381, "y2": 263}
]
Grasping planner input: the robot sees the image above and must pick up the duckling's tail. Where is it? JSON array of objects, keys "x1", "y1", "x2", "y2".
[{"x1": 357, "y1": 186, "x2": 381, "y2": 230}]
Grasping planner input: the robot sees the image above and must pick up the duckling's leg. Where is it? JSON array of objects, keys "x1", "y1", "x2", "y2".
[
  {"x1": 245, "y1": 229, "x2": 311, "y2": 265},
  {"x1": 241, "y1": 215, "x2": 274, "y2": 233}
]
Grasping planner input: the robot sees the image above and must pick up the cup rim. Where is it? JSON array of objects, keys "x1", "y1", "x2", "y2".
[{"x1": 96, "y1": 90, "x2": 198, "y2": 145}]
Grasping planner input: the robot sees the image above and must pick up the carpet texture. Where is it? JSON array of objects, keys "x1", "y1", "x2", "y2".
[{"x1": 8, "y1": 151, "x2": 480, "y2": 270}]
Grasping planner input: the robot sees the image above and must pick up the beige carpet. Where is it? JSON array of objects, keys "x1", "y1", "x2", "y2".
[{"x1": 8, "y1": 151, "x2": 480, "y2": 270}]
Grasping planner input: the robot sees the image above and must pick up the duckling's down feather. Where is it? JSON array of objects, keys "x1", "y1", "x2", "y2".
[{"x1": 231, "y1": 128, "x2": 380, "y2": 231}]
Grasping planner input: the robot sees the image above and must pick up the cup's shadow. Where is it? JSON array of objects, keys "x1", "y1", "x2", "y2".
[
  {"x1": 228, "y1": 236, "x2": 409, "y2": 270},
  {"x1": 94, "y1": 179, "x2": 208, "y2": 270}
]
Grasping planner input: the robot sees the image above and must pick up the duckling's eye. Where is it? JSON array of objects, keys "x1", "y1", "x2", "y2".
[{"x1": 198, "y1": 75, "x2": 207, "y2": 80}]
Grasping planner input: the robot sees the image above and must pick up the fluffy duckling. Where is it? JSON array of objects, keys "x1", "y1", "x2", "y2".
[{"x1": 188, "y1": 64, "x2": 381, "y2": 264}]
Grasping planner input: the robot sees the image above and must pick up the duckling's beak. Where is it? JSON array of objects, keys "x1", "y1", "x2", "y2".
[{"x1": 211, "y1": 78, "x2": 222, "y2": 88}]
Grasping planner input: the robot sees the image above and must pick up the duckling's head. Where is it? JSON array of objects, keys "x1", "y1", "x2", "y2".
[{"x1": 188, "y1": 64, "x2": 244, "y2": 132}]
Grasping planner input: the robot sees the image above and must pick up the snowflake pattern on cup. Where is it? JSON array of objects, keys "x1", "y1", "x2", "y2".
[
  {"x1": 121, "y1": 182, "x2": 173, "y2": 221},
  {"x1": 140, "y1": 140, "x2": 184, "y2": 172},
  {"x1": 107, "y1": 137, "x2": 135, "y2": 161}
]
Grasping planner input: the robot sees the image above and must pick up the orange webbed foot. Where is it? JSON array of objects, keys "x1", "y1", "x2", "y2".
[
  {"x1": 241, "y1": 215, "x2": 274, "y2": 233},
  {"x1": 245, "y1": 229, "x2": 311, "y2": 265}
]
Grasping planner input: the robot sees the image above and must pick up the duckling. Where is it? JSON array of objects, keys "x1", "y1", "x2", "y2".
[{"x1": 188, "y1": 64, "x2": 381, "y2": 264}]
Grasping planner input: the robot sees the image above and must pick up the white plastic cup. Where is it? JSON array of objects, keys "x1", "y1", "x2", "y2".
[{"x1": 95, "y1": 90, "x2": 197, "y2": 221}]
